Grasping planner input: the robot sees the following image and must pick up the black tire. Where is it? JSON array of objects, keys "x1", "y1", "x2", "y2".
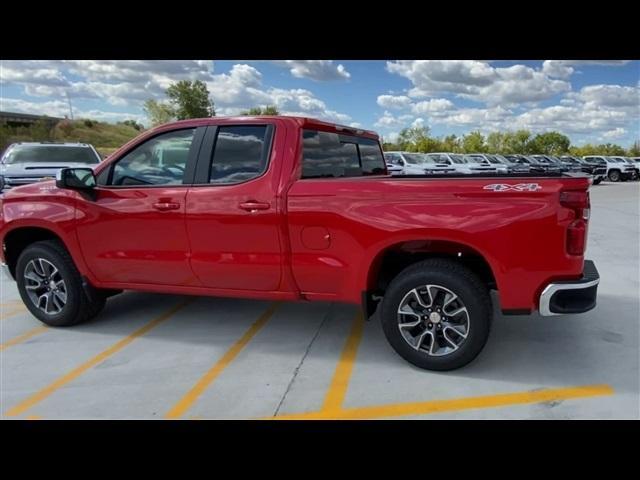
[
  {"x1": 16, "y1": 240, "x2": 106, "y2": 327},
  {"x1": 608, "y1": 170, "x2": 621, "y2": 182},
  {"x1": 593, "y1": 178, "x2": 602, "y2": 185},
  {"x1": 380, "y1": 258, "x2": 492, "y2": 371}
]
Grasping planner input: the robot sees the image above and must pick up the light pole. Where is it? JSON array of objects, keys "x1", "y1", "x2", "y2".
[{"x1": 65, "y1": 91, "x2": 74, "y2": 120}]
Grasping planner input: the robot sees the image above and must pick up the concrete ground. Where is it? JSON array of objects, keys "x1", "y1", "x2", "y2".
[{"x1": 1, "y1": 181, "x2": 638, "y2": 420}]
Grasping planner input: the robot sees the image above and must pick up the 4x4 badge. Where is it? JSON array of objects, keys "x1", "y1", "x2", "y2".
[{"x1": 483, "y1": 183, "x2": 542, "y2": 192}]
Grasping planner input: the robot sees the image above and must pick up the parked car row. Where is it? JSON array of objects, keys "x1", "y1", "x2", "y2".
[{"x1": 383, "y1": 151, "x2": 639, "y2": 184}]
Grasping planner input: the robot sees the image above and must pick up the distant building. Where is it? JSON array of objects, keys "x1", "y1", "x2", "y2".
[{"x1": 0, "y1": 111, "x2": 64, "y2": 128}]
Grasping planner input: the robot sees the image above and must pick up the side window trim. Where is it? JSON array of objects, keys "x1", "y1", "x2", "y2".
[
  {"x1": 192, "y1": 124, "x2": 274, "y2": 186},
  {"x1": 98, "y1": 126, "x2": 206, "y2": 188}
]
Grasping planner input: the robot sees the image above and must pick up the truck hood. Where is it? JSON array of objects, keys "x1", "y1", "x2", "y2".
[{"x1": 0, "y1": 162, "x2": 97, "y2": 176}]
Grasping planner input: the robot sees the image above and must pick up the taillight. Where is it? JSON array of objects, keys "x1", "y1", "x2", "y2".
[
  {"x1": 566, "y1": 219, "x2": 586, "y2": 255},
  {"x1": 560, "y1": 190, "x2": 590, "y2": 220},
  {"x1": 561, "y1": 190, "x2": 590, "y2": 255}
]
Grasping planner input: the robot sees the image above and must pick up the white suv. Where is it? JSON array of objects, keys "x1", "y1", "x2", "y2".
[
  {"x1": 583, "y1": 155, "x2": 636, "y2": 182},
  {"x1": 424, "y1": 152, "x2": 498, "y2": 175},
  {"x1": 383, "y1": 151, "x2": 455, "y2": 175},
  {"x1": 464, "y1": 154, "x2": 509, "y2": 173}
]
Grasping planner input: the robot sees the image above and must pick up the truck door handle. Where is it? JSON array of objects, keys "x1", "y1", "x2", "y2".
[
  {"x1": 152, "y1": 202, "x2": 181, "y2": 211},
  {"x1": 239, "y1": 201, "x2": 271, "y2": 212}
]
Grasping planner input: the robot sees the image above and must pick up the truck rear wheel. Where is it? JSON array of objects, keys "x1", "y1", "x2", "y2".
[
  {"x1": 593, "y1": 178, "x2": 602, "y2": 185},
  {"x1": 380, "y1": 259, "x2": 492, "y2": 371},
  {"x1": 16, "y1": 240, "x2": 106, "y2": 327}
]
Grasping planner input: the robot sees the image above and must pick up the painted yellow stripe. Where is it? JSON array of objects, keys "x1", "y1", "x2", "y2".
[
  {"x1": 0, "y1": 306, "x2": 27, "y2": 320},
  {"x1": 271, "y1": 384, "x2": 614, "y2": 420},
  {"x1": 165, "y1": 302, "x2": 279, "y2": 419},
  {"x1": 0, "y1": 326, "x2": 48, "y2": 351},
  {"x1": 321, "y1": 311, "x2": 365, "y2": 412},
  {"x1": 25, "y1": 415, "x2": 42, "y2": 420},
  {"x1": 3, "y1": 299, "x2": 191, "y2": 418}
]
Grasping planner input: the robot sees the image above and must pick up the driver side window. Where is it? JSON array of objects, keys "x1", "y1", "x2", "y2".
[{"x1": 107, "y1": 129, "x2": 195, "y2": 186}]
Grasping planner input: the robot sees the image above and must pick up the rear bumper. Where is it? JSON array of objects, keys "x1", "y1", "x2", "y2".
[{"x1": 539, "y1": 260, "x2": 599, "y2": 316}]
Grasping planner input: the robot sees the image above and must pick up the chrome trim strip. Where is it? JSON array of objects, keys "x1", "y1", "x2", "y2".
[{"x1": 539, "y1": 277, "x2": 600, "y2": 316}]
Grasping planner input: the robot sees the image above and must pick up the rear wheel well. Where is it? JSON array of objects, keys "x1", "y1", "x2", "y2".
[
  {"x1": 368, "y1": 240, "x2": 497, "y2": 296},
  {"x1": 3, "y1": 227, "x2": 65, "y2": 278}
]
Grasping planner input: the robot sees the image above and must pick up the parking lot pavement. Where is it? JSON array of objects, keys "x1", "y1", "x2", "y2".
[{"x1": 1, "y1": 181, "x2": 638, "y2": 420}]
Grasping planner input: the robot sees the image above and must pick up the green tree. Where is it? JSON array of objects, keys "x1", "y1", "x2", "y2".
[
  {"x1": 120, "y1": 119, "x2": 143, "y2": 131},
  {"x1": 165, "y1": 80, "x2": 215, "y2": 120},
  {"x1": 628, "y1": 140, "x2": 640, "y2": 157},
  {"x1": 441, "y1": 134, "x2": 461, "y2": 153},
  {"x1": 462, "y1": 131, "x2": 487, "y2": 153},
  {"x1": 529, "y1": 131, "x2": 571, "y2": 155},
  {"x1": 486, "y1": 132, "x2": 507, "y2": 153},
  {"x1": 501, "y1": 130, "x2": 531, "y2": 154},
  {"x1": 143, "y1": 99, "x2": 176, "y2": 127},
  {"x1": 241, "y1": 105, "x2": 280, "y2": 116},
  {"x1": 397, "y1": 126, "x2": 431, "y2": 151}
]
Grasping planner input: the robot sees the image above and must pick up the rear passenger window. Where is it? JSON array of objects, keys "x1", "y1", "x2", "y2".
[
  {"x1": 209, "y1": 125, "x2": 270, "y2": 184},
  {"x1": 302, "y1": 129, "x2": 386, "y2": 179}
]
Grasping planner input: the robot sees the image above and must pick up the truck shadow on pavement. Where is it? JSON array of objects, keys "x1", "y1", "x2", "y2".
[
  {"x1": 363, "y1": 292, "x2": 638, "y2": 393},
  {"x1": 21, "y1": 290, "x2": 637, "y2": 396}
]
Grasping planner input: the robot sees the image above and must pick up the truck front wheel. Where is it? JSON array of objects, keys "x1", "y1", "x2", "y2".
[
  {"x1": 16, "y1": 240, "x2": 106, "y2": 327},
  {"x1": 380, "y1": 259, "x2": 492, "y2": 371},
  {"x1": 608, "y1": 170, "x2": 621, "y2": 182}
]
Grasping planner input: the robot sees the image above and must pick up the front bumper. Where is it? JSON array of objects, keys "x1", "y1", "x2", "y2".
[{"x1": 539, "y1": 260, "x2": 599, "y2": 316}]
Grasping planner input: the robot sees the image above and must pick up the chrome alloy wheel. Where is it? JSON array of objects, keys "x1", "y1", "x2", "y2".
[
  {"x1": 23, "y1": 258, "x2": 67, "y2": 315},
  {"x1": 397, "y1": 285, "x2": 470, "y2": 356}
]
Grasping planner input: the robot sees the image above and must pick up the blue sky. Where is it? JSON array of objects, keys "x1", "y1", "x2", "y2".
[{"x1": 1, "y1": 60, "x2": 638, "y2": 146}]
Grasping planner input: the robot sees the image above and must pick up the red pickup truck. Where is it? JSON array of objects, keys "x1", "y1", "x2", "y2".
[{"x1": 0, "y1": 116, "x2": 600, "y2": 370}]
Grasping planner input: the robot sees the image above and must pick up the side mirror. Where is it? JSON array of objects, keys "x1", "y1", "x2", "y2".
[{"x1": 56, "y1": 168, "x2": 96, "y2": 190}]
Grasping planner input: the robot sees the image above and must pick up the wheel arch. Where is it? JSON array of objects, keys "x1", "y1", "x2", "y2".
[
  {"x1": 2, "y1": 225, "x2": 76, "y2": 279},
  {"x1": 364, "y1": 237, "x2": 498, "y2": 301}
]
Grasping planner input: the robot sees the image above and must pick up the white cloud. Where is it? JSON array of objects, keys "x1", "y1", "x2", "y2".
[
  {"x1": 568, "y1": 84, "x2": 639, "y2": 109},
  {"x1": 274, "y1": 61, "x2": 351, "y2": 81},
  {"x1": 602, "y1": 127, "x2": 627, "y2": 139},
  {"x1": 1, "y1": 60, "x2": 352, "y2": 126},
  {"x1": 386, "y1": 60, "x2": 570, "y2": 105},
  {"x1": 377, "y1": 94, "x2": 412, "y2": 109},
  {"x1": 411, "y1": 98, "x2": 454, "y2": 115},
  {"x1": 542, "y1": 60, "x2": 575, "y2": 79},
  {"x1": 0, "y1": 97, "x2": 146, "y2": 124},
  {"x1": 374, "y1": 111, "x2": 406, "y2": 129}
]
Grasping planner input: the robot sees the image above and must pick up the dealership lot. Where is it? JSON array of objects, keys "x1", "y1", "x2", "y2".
[{"x1": 1, "y1": 182, "x2": 638, "y2": 419}]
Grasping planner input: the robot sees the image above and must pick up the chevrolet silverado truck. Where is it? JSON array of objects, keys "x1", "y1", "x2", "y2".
[{"x1": 0, "y1": 117, "x2": 600, "y2": 370}]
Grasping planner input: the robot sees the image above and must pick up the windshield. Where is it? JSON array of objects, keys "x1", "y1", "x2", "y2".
[
  {"x1": 404, "y1": 153, "x2": 434, "y2": 164},
  {"x1": 451, "y1": 154, "x2": 466, "y2": 164},
  {"x1": 533, "y1": 156, "x2": 551, "y2": 164},
  {"x1": 588, "y1": 157, "x2": 606, "y2": 164},
  {"x1": 466, "y1": 155, "x2": 487, "y2": 164},
  {"x1": 486, "y1": 155, "x2": 503, "y2": 164},
  {"x1": 2, "y1": 145, "x2": 100, "y2": 165}
]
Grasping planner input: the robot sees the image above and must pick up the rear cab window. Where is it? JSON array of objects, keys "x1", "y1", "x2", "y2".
[{"x1": 301, "y1": 129, "x2": 386, "y2": 179}]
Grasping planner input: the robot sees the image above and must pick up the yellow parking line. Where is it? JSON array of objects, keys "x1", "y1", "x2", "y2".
[
  {"x1": 0, "y1": 306, "x2": 27, "y2": 320},
  {"x1": 165, "y1": 302, "x2": 280, "y2": 419},
  {"x1": 321, "y1": 311, "x2": 365, "y2": 412},
  {"x1": 0, "y1": 326, "x2": 48, "y2": 351},
  {"x1": 25, "y1": 415, "x2": 42, "y2": 420},
  {"x1": 3, "y1": 298, "x2": 192, "y2": 418},
  {"x1": 271, "y1": 384, "x2": 614, "y2": 420}
]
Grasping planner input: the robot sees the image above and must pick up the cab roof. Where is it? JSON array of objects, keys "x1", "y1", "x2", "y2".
[{"x1": 150, "y1": 116, "x2": 380, "y2": 140}]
